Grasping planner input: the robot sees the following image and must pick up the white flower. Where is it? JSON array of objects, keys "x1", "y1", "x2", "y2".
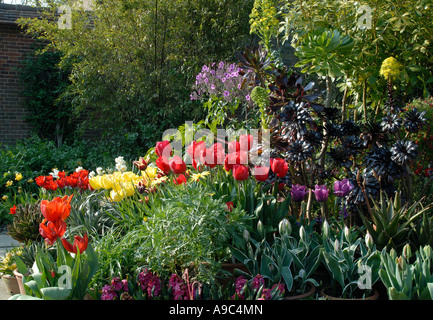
[
  {"x1": 89, "y1": 171, "x2": 96, "y2": 179},
  {"x1": 96, "y1": 167, "x2": 104, "y2": 175},
  {"x1": 115, "y1": 156, "x2": 125, "y2": 164},
  {"x1": 116, "y1": 163, "x2": 127, "y2": 172},
  {"x1": 76, "y1": 166, "x2": 84, "y2": 172},
  {"x1": 50, "y1": 168, "x2": 59, "y2": 179}
]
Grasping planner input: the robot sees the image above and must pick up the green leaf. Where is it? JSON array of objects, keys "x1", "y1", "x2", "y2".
[{"x1": 40, "y1": 287, "x2": 72, "y2": 300}]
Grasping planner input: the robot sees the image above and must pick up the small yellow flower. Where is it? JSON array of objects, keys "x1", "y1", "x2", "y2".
[
  {"x1": 27, "y1": 178, "x2": 34, "y2": 183},
  {"x1": 2, "y1": 195, "x2": 8, "y2": 201},
  {"x1": 5, "y1": 180, "x2": 13, "y2": 187},
  {"x1": 15, "y1": 172, "x2": 23, "y2": 181},
  {"x1": 190, "y1": 171, "x2": 211, "y2": 182},
  {"x1": 143, "y1": 217, "x2": 148, "y2": 222},
  {"x1": 380, "y1": 57, "x2": 403, "y2": 81}
]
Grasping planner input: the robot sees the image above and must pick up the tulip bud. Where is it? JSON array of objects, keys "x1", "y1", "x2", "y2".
[
  {"x1": 243, "y1": 229, "x2": 251, "y2": 243},
  {"x1": 365, "y1": 232, "x2": 374, "y2": 250},
  {"x1": 334, "y1": 239, "x2": 340, "y2": 253},
  {"x1": 344, "y1": 226, "x2": 350, "y2": 242},
  {"x1": 322, "y1": 220, "x2": 329, "y2": 238},
  {"x1": 396, "y1": 256, "x2": 405, "y2": 271},
  {"x1": 257, "y1": 220, "x2": 264, "y2": 237},
  {"x1": 402, "y1": 243, "x2": 412, "y2": 260},
  {"x1": 278, "y1": 218, "x2": 292, "y2": 236},
  {"x1": 423, "y1": 245, "x2": 432, "y2": 259},
  {"x1": 390, "y1": 248, "x2": 397, "y2": 260},
  {"x1": 299, "y1": 226, "x2": 306, "y2": 242}
]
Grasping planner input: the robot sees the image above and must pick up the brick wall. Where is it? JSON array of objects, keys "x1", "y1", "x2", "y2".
[{"x1": 0, "y1": 22, "x2": 34, "y2": 146}]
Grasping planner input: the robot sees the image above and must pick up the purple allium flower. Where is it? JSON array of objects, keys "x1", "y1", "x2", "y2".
[
  {"x1": 251, "y1": 274, "x2": 265, "y2": 292},
  {"x1": 291, "y1": 184, "x2": 307, "y2": 202},
  {"x1": 333, "y1": 178, "x2": 354, "y2": 198},
  {"x1": 312, "y1": 184, "x2": 329, "y2": 202}
]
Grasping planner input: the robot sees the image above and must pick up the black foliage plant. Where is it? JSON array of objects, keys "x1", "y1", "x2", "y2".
[{"x1": 237, "y1": 44, "x2": 427, "y2": 222}]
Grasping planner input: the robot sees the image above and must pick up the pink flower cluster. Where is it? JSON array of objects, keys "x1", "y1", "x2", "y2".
[
  {"x1": 101, "y1": 277, "x2": 131, "y2": 300},
  {"x1": 232, "y1": 274, "x2": 285, "y2": 300},
  {"x1": 190, "y1": 62, "x2": 251, "y2": 104},
  {"x1": 138, "y1": 268, "x2": 162, "y2": 299}
]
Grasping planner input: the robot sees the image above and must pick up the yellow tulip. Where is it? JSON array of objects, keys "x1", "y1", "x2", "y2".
[{"x1": 89, "y1": 175, "x2": 103, "y2": 190}]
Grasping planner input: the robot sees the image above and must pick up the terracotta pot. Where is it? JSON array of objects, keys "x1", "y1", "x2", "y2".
[
  {"x1": 283, "y1": 283, "x2": 316, "y2": 300},
  {"x1": 13, "y1": 269, "x2": 25, "y2": 295},
  {"x1": 320, "y1": 285, "x2": 379, "y2": 300},
  {"x1": 2, "y1": 274, "x2": 20, "y2": 295}
]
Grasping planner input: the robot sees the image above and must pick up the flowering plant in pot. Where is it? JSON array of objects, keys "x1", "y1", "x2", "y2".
[
  {"x1": 230, "y1": 218, "x2": 321, "y2": 299},
  {"x1": 10, "y1": 194, "x2": 98, "y2": 300},
  {"x1": 0, "y1": 247, "x2": 23, "y2": 295},
  {"x1": 320, "y1": 220, "x2": 381, "y2": 299},
  {"x1": 379, "y1": 244, "x2": 433, "y2": 300}
]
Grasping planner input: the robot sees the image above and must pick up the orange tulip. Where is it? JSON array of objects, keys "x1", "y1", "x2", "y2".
[
  {"x1": 40, "y1": 194, "x2": 73, "y2": 222},
  {"x1": 39, "y1": 219, "x2": 67, "y2": 246},
  {"x1": 61, "y1": 234, "x2": 89, "y2": 254}
]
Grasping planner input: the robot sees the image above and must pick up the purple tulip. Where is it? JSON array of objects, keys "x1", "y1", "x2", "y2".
[
  {"x1": 333, "y1": 179, "x2": 354, "y2": 198},
  {"x1": 291, "y1": 184, "x2": 307, "y2": 202},
  {"x1": 312, "y1": 185, "x2": 329, "y2": 202}
]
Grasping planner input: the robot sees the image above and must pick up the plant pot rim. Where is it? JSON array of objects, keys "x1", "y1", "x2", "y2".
[
  {"x1": 320, "y1": 285, "x2": 379, "y2": 300},
  {"x1": 13, "y1": 269, "x2": 23, "y2": 278},
  {"x1": 283, "y1": 283, "x2": 316, "y2": 300}
]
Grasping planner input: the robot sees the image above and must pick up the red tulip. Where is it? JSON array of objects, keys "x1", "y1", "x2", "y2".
[
  {"x1": 155, "y1": 140, "x2": 172, "y2": 158},
  {"x1": 173, "y1": 174, "x2": 187, "y2": 185},
  {"x1": 187, "y1": 141, "x2": 206, "y2": 163},
  {"x1": 270, "y1": 158, "x2": 288, "y2": 178},
  {"x1": 200, "y1": 143, "x2": 225, "y2": 168},
  {"x1": 39, "y1": 219, "x2": 67, "y2": 246},
  {"x1": 233, "y1": 164, "x2": 249, "y2": 181},
  {"x1": 226, "y1": 201, "x2": 234, "y2": 212},
  {"x1": 169, "y1": 156, "x2": 187, "y2": 174},
  {"x1": 239, "y1": 134, "x2": 254, "y2": 151},
  {"x1": 224, "y1": 151, "x2": 248, "y2": 171},
  {"x1": 40, "y1": 194, "x2": 74, "y2": 222},
  {"x1": 61, "y1": 233, "x2": 89, "y2": 254},
  {"x1": 133, "y1": 157, "x2": 148, "y2": 171},
  {"x1": 9, "y1": 205, "x2": 16, "y2": 215},
  {"x1": 227, "y1": 140, "x2": 240, "y2": 154},
  {"x1": 156, "y1": 156, "x2": 171, "y2": 174},
  {"x1": 253, "y1": 165, "x2": 269, "y2": 182}
]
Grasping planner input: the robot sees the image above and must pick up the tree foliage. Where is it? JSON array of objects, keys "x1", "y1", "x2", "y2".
[{"x1": 18, "y1": 0, "x2": 254, "y2": 150}]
